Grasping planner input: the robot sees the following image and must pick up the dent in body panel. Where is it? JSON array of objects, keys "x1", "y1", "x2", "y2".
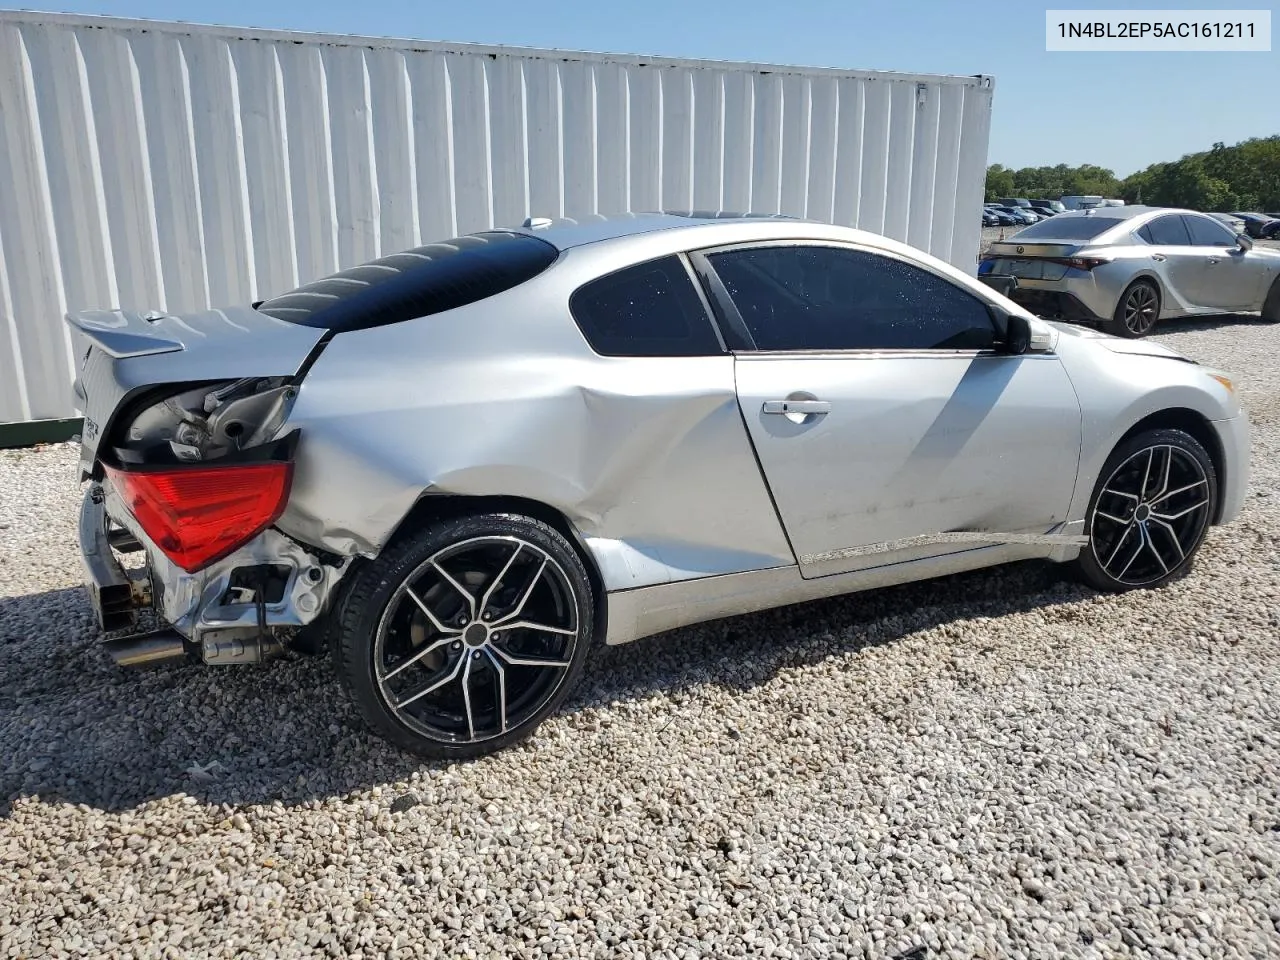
[{"x1": 276, "y1": 318, "x2": 795, "y2": 591}]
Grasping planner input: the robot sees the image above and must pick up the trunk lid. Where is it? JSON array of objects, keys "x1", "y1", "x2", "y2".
[
  {"x1": 985, "y1": 241, "x2": 1085, "y2": 259},
  {"x1": 68, "y1": 306, "x2": 327, "y2": 470},
  {"x1": 982, "y1": 241, "x2": 1086, "y2": 282}
]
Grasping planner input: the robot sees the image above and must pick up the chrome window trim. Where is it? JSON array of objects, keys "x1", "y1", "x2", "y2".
[{"x1": 677, "y1": 251, "x2": 728, "y2": 354}]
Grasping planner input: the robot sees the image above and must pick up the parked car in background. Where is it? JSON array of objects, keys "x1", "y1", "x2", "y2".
[
  {"x1": 993, "y1": 205, "x2": 1040, "y2": 225},
  {"x1": 1061, "y1": 196, "x2": 1105, "y2": 210},
  {"x1": 1208, "y1": 213, "x2": 1248, "y2": 235},
  {"x1": 982, "y1": 210, "x2": 1001, "y2": 227},
  {"x1": 985, "y1": 205, "x2": 1022, "y2": 226},
  {"x1": 999, "y1": 198, "x2": 1035, "y2": 211},
  {"x1": 69, "y1": 211, "x2": 1251, "y2": 758},
  {"x1": 979, "y1": 205, "x2": 1280, "y2": 338},
  {"x1": 1229, "y1": 213, "x2": 1280, "y2": 240},
  {"x1": 1030, "y1": 199, "x2": 1066, "y2": 216}
]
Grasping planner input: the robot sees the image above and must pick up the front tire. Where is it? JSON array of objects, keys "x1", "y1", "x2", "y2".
[
  {"x1": 1106, "y1": 279, "x2": 1161, "y2": 338},
  {"x1": 1073, "y1": 428, "x2": 1217, "y2": 592},
  {"x1": 334, "y1": 513, "x2": 595, "y2": 759}
]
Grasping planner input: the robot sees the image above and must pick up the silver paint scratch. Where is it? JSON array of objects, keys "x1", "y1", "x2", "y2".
[{"x1": 799, "y1": 530, "x2": 1092, "y2": 567}]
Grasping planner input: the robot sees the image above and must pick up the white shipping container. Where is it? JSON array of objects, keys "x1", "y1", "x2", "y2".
[{"x1": 0, "y1": 11, "x2": 995, "y2": 428}]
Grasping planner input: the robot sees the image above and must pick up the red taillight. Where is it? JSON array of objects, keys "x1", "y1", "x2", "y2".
[
  {"x1": 104, "y1": 461, "x2": 293, "y2": 573},
  {"x1": 1049, "y1": 257, "x2": 1112, "y2": 271}
]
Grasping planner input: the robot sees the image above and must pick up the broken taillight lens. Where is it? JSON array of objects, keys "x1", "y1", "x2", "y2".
[{"x1": 103, "y1": 461, "x2": 293, "y2": 573}]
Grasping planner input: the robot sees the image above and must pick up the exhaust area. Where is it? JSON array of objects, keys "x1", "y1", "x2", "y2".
[{"x1": 101, "y1": 630, "x2": 192, "y2": 669}]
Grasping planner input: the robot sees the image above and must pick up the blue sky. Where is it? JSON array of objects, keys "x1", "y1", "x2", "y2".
[{"x1": 8, "y1": 0, "x2": 1278, "y2": 176}]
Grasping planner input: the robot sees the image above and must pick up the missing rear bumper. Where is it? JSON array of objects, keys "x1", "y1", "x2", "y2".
[
  {"x1": 78, "y1": 484, "x2": 152, "y2": 632},
  {"x1": 77, "y1": 483, "x2": 350, "y2": 668}
]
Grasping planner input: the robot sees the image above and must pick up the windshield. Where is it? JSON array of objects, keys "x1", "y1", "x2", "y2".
[
  {"x1": 1008, "y1": 216, "x2": 1126, "y2": 241},
  {"x1": 256, "y1": 231, "x2": 558, "y2": 331}
]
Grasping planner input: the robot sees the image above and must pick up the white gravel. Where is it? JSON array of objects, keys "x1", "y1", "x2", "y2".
[{"x1": 3, "y1": 317, "x2": 1280, "y2": 959}]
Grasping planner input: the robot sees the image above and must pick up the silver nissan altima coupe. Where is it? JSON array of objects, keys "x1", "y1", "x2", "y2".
[
  {"x1": 981, "y1": 205, "x2": 1280, "y2": 338},
  {"x1": 69, "y1": 212, "x2": 1249, "y2": 758}
]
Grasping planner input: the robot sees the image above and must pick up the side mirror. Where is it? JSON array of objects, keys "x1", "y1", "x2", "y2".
[
  {"x1": 1237, "y1": 233, "x2": 1254, "y2": 252},
  {"x1": 989, "y1": 303, "x2": 1032, "y2": 354},
  {"x1": 1002, "y1": 313, "x2": 1032, "y2": 355}
]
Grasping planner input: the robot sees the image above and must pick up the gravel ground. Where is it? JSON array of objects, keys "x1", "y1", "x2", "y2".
[{"x1": 3, "y1": 317, "x2": 1280, "y2": 959}]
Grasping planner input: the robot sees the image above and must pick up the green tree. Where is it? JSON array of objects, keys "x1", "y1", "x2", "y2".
[
  {"x1": 985, "y1": 164, "x2": 1015, "y2": 201},
  {"x1": 988, "y1": 135, "x2": 1280, "y2": 212},
  {"x1": 1119, "y1": 135, "x2": 1280, "y2": 211}
]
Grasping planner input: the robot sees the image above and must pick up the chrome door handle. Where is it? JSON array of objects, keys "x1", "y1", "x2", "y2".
[
  {"x1": 763, "y1": 399, "x2": 831, "y2": 415},
  {"x1": 1150, "y1": 254, "x2": 1166, "y2": 262}
]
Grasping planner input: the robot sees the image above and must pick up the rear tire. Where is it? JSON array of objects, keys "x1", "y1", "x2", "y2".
[
  {"x1": 334, "y1": 513, "x2": 595, "y2": 759},
  {"x1": 1262, "y1": 278, "x2": 1280, "y2": 323},
  {"x1": 1106, "y1": 279, "x2": 1161, "y2": 338},
  {"x1": 1073, "y1": 428, "x2": 1216, "y2": 593}
]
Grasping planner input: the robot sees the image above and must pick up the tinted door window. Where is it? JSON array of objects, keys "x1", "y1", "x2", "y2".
[
  {"x1": 1139, "y1": 215, "x2": 1192, "y2": 246},
  {"x1": 1183, "y1": 214, "x2": 1237, "y2": 246},
  {"x1": 707, "y1": 246, "x2": 996, "y2": 352},
  {"x1": 570, "y1": 256, "x2": 722, "y2": 357}
]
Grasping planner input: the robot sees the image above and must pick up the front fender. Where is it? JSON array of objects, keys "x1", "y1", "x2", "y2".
[{"x1": 1056, "y1": 339, "x2": 1240, "y2": 524}]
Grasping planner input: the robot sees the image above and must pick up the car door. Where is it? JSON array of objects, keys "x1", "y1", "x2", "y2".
[
  {"x1": 1181, "y1": 214, "x2": 1266, "y2": 309},
  {"x1": 1136, "y1": 214, "x2": 1204, "y2": 314},
  {"x1": 694, "y1": 241, "x2": 1083, "y2": 579}
]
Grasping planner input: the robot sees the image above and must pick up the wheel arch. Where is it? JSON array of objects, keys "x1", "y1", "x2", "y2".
[
  {"x1": 1116, "y1": 407, "x2": 1226, "y2": 523},
  {"x1": 1122, "y1": 271, "x2": 1167, "y2": 315},
  {"x1": 385, "y1": 493, "x2": 608, "y2": 644}
]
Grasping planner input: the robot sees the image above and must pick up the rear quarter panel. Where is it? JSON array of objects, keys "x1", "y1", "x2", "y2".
[{"x1": 275, "y1": 247, "x2": 796, "y2": 592}]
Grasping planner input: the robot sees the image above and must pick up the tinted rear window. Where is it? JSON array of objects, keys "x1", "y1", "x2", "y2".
[
  {"x1": 1139, "y1": 215, "x2": 1192, "y2": 246},
  {"x1": 569, "y1": 256, "x2": 722, "y2": 357},
  {"x1": 1010, "y1": 216, "x2": 1125, "y2": 241},
  {"x1": 256, "y1": 231, "x2": 558, "y2": 331}
]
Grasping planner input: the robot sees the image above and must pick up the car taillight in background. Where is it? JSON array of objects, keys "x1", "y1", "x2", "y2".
[
  {"x1": 103, "y1": 461, "x2": 293, "y2": 573},
  {"x1": 1052, "y1": 257, "x2": 1112, "y2": 271}
]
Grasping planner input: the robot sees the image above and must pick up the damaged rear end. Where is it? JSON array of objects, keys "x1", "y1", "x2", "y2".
[{"x1": 69, "y1": 306, "x2": 346, "y2": 668}]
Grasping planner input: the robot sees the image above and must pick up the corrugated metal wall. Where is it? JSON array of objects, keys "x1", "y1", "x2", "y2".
[{"x1": 0, "y1": 12, "x2": 994, "y2": 425}]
